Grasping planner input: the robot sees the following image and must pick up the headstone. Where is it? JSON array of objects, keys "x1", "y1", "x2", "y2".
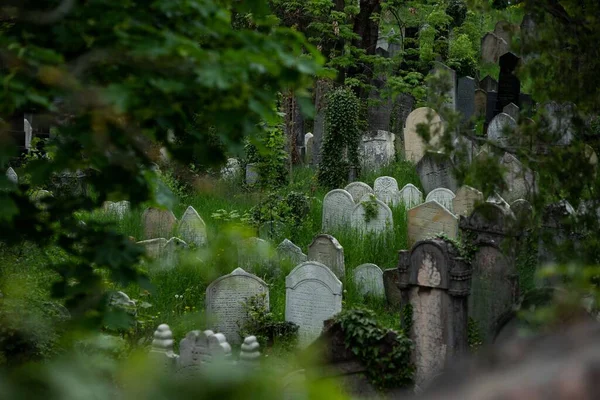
[
  {"x1": 360, "y1": 130, "x2": 395, "y2": 169},
  {"x1": 373, "y1": 176, "x2": 399, "y2": 205},
  {"x1": 162, "y1": 237, "x2": 188, "y2": 267},
  {"x1": 353, "y1": 263, "x2": 385, "y2": 298},
  {"x1": 500, "y1": 152, "x2": 536, "y2": 202},
  {"x1": 542, "y1": 102, "x2": 576, "y2": 146},
  {"x1": 367, "y1": 80, "x2": 393, "y2": 131},
  {"x1": 177, "y1": 330, "x2": 232, "y2": 375},
  {"x1": 351, "y1": 197, "x2": 393, "y2": 234},
  {"x1": 407, "y1": 201, "x2": 459, "y2": 246},
  {"x1": 383, "y1": 268, "x2": 404, "y2": 307},
  {"x1": 391, "y1": 93, "x2": 415, "y2": 143},
  {"x1": 456, "y1": 77, "x2": 475, "y2": 124},
  {"x1": 237, "y1": 237, "x2": 272, "y2": 272},
  {"x1": 502, "y1": 103, "x2": 519, "y2": 121},
  {"x1": 481, "y1": 32, "x2": 508, "y2": 64},
  {"x1": 480, "y1": 76, "x2": 498, "y2": 93},
  {"x1": 137, "y1": 238, "x2": 168, "y2": 259},
  {"x1": 285, "y1": 261, "x2": 343, "y2": 347},
  {"x1": 404, "y1": 107, "x2": 444, "y2": 164},
  {"x1": 304, "y1": 133, "x2": 314, "y2": 164},
  {"x1": 6, "y1": 167, "x2": 17, "y2": 184},
  {"x1": 245, "y1": 163, "x2": 259, "y2": 185},
  {"x1": 205, "y1": 268, "x2": 269, "y2": 344},
  {"x1": 239, "y1": 336, "x2": 261, "y2": 366},
  {"x1": 495, "y1": 53, "x2": 521, "y2": 115},
  {"x1": 176, "y1": 206, "x2": 207, "y2": 246},
  {"x1": 277, "y1": 239, "x2": 308, "y2": 265},
  {"x1": 321, "y1": 189, "x2": 354, "y2": 231},
  {"x1": 494, "y1": 20, "x2": 519, "y2": 47},
  {"x1": 425, "y1": 188, "x2": 456, "y2": 212},
  {"x1": 397, "y1": 239, "x2": 471, "y2": 389},
  {"x1": 258, "y1": 220, "x2": 286, "y2": 242},
  {"x1": 30, "y1": 189, "x2": 53, "y2": 209},
  {"x1": 487, "y1": 193, "x2": 511, "y2": 210},
  {"x1": 453, "y1": 186, "x2": 483, "y2": 217},
  {"x1": 474, "y1": 89, "x2": 487, "y2": 119},
  {"x1": 416, "y1": 151, "x2": 458, "y2": 194},
  {"x1": 103, "y1": 200, "x2": 130, "y2": 219},
  {"x1": 511, "y1": 199, "x2": 534, "y2": 229},
  {"x1": 431, "y1": 62, "x2": 457, "y2": 110},
  {"x1": 538, "y1": 201, "x2": 577, "y2": 266},
  {"x1": 344, "y1": 182, "x2": 374, "y2": 204},
  {"x1": 487, "y1": 113, "x2": 517, "y2": 148},
  {"x1": 221, "y1": 158, "x2": 242, "y2": 179},
  {"x1": 398, "y1": 183, "x2": 424, "y2": 208},
  {"x1": 307, "y1": 234, "x2": 345, "y2": 280},
  {"x1": 149, "y1": 324, "x2": 178, "y2": 370},
  {"x1": 142, "y1": 207, "x2": 177, "y2": 239}
]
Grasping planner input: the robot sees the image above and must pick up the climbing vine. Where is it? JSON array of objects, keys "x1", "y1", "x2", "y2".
[
  {"x1": 400, "y1": 304, "x2": 413, "y2": 336},
  {"x1": 467, "y1": 317, "x2": 482, "y2": 351},
  {"x1": 434, "y1": 233, "x2": 478, "y2": 262},
  {"x1": 361, "y1": 194, "x2": 379, "y2": 223},
  {"x1": 317, "y1": 87, "x2": 361, "y2": 189}
]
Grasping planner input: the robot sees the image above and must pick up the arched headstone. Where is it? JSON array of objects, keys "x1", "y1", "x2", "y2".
[
  {"x1": 373, "y1": 176, "x2": 399, "y2": 205},
  {"x1": 425, "y1": 188, "x2": 456, "y2": 212},
  {"x1": 353, "y1": 263, "x2": 385, "y2": 298},
  {"x1": 307, "y1": 234, "x2": 345, "y2": 279},
  {"x1": 351, "y1": 197, "x2": 393, "y2": 234},
  {"x1": 322, "y1": 189, "x2": 354, "y2": 231},
  {"x1": 143, "y1": 207, "x2": 177, "y2": 239},
  {"x1": 344, "y1": 182, "x2": 374, "y2": 204},
  {"x1": 398, "y1": 184, "x2": 423, "y2": 208},
  {"x1": 416, "y1": 151, "x2": 458, "y2": 194},
  {"x1": 404, "y1": 108, "x2": 444, "y2": 164},
  {"x1": 407, "y1": 201, "x2": 458, "y2": 246}
]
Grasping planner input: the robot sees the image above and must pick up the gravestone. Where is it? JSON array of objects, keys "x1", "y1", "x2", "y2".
[
  {"x1": 237, "y1": 237, "x2": 272, "y2": 272},
  {"x1": 500, "y1": 152, "x2": 536, "y2": 202},
  {"x1": 397, "y1": 239, "x2": 471, "y2": 389},
  {"x1": 494, "y1": 20, "x2": 519, "y2": 47},
  {"x1": 177, "y1": 330, "x2": 232, "y2": 376},
  {"x1": 239, "y1": 335, "x2": 261, "y2": 367},
  {"x1": 383, "y1": 267, "x2": 404, "y2": 307},
  {"x1": 103, "y1": 200, "x2": 130, "y2": 219},
  {"x1": 453, "y1": 186, "x2": 483, "y2": 217},
  {"x1": 487, "y1": 113, "x2": 517, "y2": 148},
  {"x1": 495, "y1": 53, "x2": 521, "y2": 115},
  {"x1": 425, "y1": 188, "x2": 456, "y2": 212},
  {"x1": 137, "y1": 238, "x2": 168, "y2": 259},
  {"x1": 143, "y1": 207, "x2": 177, "y2": 239},
  {"x1": 285, "y1": 261, "x2": 343, "y2": 348},
  {"x1": 277, "y1": 239, "x2": 308, "y2": 265},
  {"x1": 162, "y1": 237, "x2": 188, "y2": 267},
  {"x1": 407, "y1": 201, "x2": 459, "y2": 246},
  {"x1": 431, "y1": 62, "x2": 457, "y2": 110},
  {"x1": 416, "y1": 151, "x2": 458, "y2": 194},
  {"x1": 307, "y1": 234, "x2": 345, "y2": 280},
  {"x1": 542, "y1": 102, "x2": 575, "y2": 146},
  {"x1": 456, "y1": 77, "x2": 475, "y2": 124},
  {"x1": 373, "y1": 176, "x2": 399, "y2": 205},
  {"x1": 391, "y1": 93, "x2": 415, "y2": 147},
  {"x1": 258, "y1": 220, "x2": 286, "y2": 242},
  {"x1": 344, "y1": 182, "x2": 374, "y2": 204},
  {"x1": 485, "y1": 91, "x2": 498, "y2": 128},
  {"x1": 245, "y1": 163, "x2": 259, "y2": 185},
  {"x1": 481, "y1": 32, "x2": 508, "y2": 64},
  {"x1": 221, "y1": 158, "x2": 242, "y2": 179},
  {"x1": 538, "y1": 201, "x2": 578, "y2": 267},
  {"x1": 480, "y1": 76, "x2": 498, "y2": 93},
  {"x1": 404, "y1": 108, "x2": 444, "y2": 163},
  {"x1": 205, "y1": 268, "x2": 269, "y2": 344},
  {"x1": 474, "y1": 89, "x2": 487, "y2": 119},
  {"x1": 24, "y1": 118, "x2": 32, "y2": 149},
  {"x1": 360, "y1": 130, "x2": 395, "y2": 169},
  {"x1": 351, "y1": 197, "x2": 393, "y2": 234},
  {"x1": 398, "y1": 183, "x2": 424, "y2": 208},
  {"x1": 6, "y1": 167, "x2": 17, "y2": 184},
  {"x1": 502, "y1": 103, "x2": 519, "y2": 121},
  {"x1": 178, "y1": 206, "x2": 207, "y2": 246},
  {"x1": 487, "y1": 193, "x2": 511, "y2": 210},
  {"x1": 322, "y1": 189, "x2": 354, "y2": 231},
  {"x1": 511, "y1": 199, "x2": 534, "y2": 229},
  {"x1": 149, "y1": 324, "x2": 177, "y2": 370},
  {"x1": 353, "y1": 263, "x2": 385, "y2": 298},
  {"x1": 304, "y1": 132, "x2": 314, "y2": 164}
]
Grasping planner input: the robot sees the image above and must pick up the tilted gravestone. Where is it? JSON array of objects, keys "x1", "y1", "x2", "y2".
[
  {"x1": 307, "y1": 234, "x2": 345, "y2": 280},
  {"x1": 398, "y1": 183, "x2": 423, "y2": 208},
  {"x1": 351, "y1": 197, "x2": 393, "y2": 234},
  {"x1": 416, "y1": 151, "x2": 458, "y2": 195},
  {"x1": 177, "y1": 330, "x2": 232, "y2": 377},
  {"x1": 103, "y1": 200, "x2": 130, "y2": 219},
  {"x1": 178, "y1": 206, "x2": 207, "y2": 246},
  {"x1": 481, "y1": 32, "x2": 509, "y2": 64},
  {"x1": 404, "y1": 107, "x2": 444, "y2": 164},
  {"x1": 360, "y1": 130, "x2": 395, "y2": 169},
  {"x1": 383, "y1": 267, "x2": 404, "y2": 307},
  {"x1": 500, "y1": 152, "x2": 536, "y2": 202},
  {"x1": 285, "y1": 261, "x2": 342, "y2": 348},
  {"x1": 457, "y1": 76, "x2": 476, "y2": 124},
  {"x1": 397, "y1": 238, "x2": 471, "y2": 389},
  {"x1": 322, "y1": 189, "x2": 354, "y2": 232},
  {"x1": 425, "y1": 188, "x2": 456, "y2": 212},
  {"x1": 373, "y1": 176, "x2": 400, "y2": 206},
  {"x1": 353, "y1": 263, "x2": 385, "y2": 298},
  {"x1": 453, "y1": 186, "x2": 483, "y2": 218},
  {"x1": 460, "y1": 202, "x2": 518, "y2": 343},
  {"x1": 344, "y1": 182, "x2": 374, "y2": 204},
  {"x1": 142, "y1": 207, "x2": 177, "y2": 239},
  {"x1": 6, "y1": 167, "x2": 17, "y2": 184},
  {"x1": 474, "y1": 89, "x2": 487, "y2": 119},
  {"x1": 502, "y1": 103, "x2": 519, "y2": 121},
  {"x1": 487, "y1": 113, "x2": 517, "y2": 148},
  {"x1": 407, "y1": 200, "x2": 459, "y2": 246},
  {"x1": 205, "y1": 268, "x2": 269, "y2": 344},
  {"x1": 277, "y1": 239, "x2": 307, "y2": 265}
]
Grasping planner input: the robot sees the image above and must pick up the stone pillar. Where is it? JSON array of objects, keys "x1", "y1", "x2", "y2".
[{"x1": 397, "y1": 238, "x2": 471, "y2": 390}]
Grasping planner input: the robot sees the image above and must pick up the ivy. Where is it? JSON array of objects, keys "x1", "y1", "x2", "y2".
[
  {"x1": 400, "y1": 304, "x2": 413, "y2": 336},
  {"x1": 361, "y1": 194, "x2": 379, "y2": 224},
  {"x1": 434, "y1": 233, "x2": 478, "y2": 262},
  {"x1": 467, "y1": 317, "x2": 482, "y2": 351},
  {"x1": 244, "y1": 123, "x2": 288, "y2": 190}
]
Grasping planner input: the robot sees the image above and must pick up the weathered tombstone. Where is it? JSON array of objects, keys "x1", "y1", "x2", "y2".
[
  {"x1": 237, "y1": 237, "x2": 272, "y2": 272},
  {"x1": 480, "y1": 76, "x2": 498, "y2": 93},
  {"x1": 321, "y1": 189, "x2": 354, "y2": 231},
  {"x1": 500, "y1": 152, "x2": 536, "y2": 202},
  {"x1": 391, "y1": 93, "x2": 415, "y2": 149},
  {"x1": 221, "y1": 158, "x2": 242, "y2": 179},
  {"x1": 397, "y1": 239, "x2": 471, "y2": 389},
  {"x1": 407, "y1": 201, "x2": 459, "y2": 246},
  {"x1": 143, "y1": 207, "x2": 177, "y2": 239},
  {"x1": 177, "y1": 206, "x2": 207, "y2": 246},
  {"x1": 205, "y1": 268, "x2": 269, "y2": 344},
  {"x1": 5, "y1": 167, "x2": 17, "y2": 184},
  {"x1": 373, "y1": 176, "x2": 399, "y2": 205},
  {"x1": 304, "y1": 132, "x2": 314, "y2": 164},
  {"x1": 425, "y1": 188, "x2": 456, "y2": 212},
  {"x1": 351, "y1": 197, "x2": 393, "y2": 234},
  {"x1": 285, "y1": 261, "x2": 343, "y2": 348},
  {"x1": 542, "y1": 101, "x2": 576, "y2": 146},
  {"x1": 481, "y1": 32, "x2": 509, "y2": 64},
  {"x1": 431, "y1": 62, "x2": 457, "y2": 110},
  {"x1": 457, "y1": 77, "x2": 475, "y2": 124},
  {"x1": 258, "y1": 220, "x2": 286, "y2": 242},
  {"x1": 30, "y1": 189, "x2": 53, "y2": 209},
  {"x1": 360, "y1": 130, "x2": 395, "y2": 169},
  {"x1": 149, "y1": 324, "x2": 178, "y2": 370},
  {"x1": 398, "y1": 183, "x2": 424, "y2": 208},
  {"x1": 245, "y1": 163, "x2": 259, "y2": 185},
  {"x1": 277, "y1": 239, "x2": 308, "y2": 265},
  {"x1": 344, "y1": 182, "x2": 374, "y2": 204},
  {"x1": 177, "y1": 330, "x2": 232, "y2": 376},
  {"x1": 137, "y1": 238, "x2": 168, "y2": 259},
  {"x1": 162, "y1": 237, "x2": 188, "y2": 267},
  {"x1": 494, "y1": 20, "x2": 519, "y2": 47},
  {"x1": 404, "y1": 107, "x2": 444, "y2": 163},
  {"x1": 502, "y1": 103, "x2": 519, "y2": 121},
  {"x1": 487, "y1": 113, "x2": 517, "y2": 148},
  {"x1": 511, "y1": 198, "x2": 534, "y2": 229},
  {"x1": 353, "y1": 263, "x2": 385, "y2": 298},
  {"x1": 460, "y1": 203, "x2": 518, "y2": 343},
  {"x1": 103, "y1": 200, "x2": 130, "y2": 219},
  {"x1": 416, "y1": 151, "x2": 458, "y2": 194},
  {"x1": 24, "y1": 118, "x2": 32, "y2": 150},
  {"x1": 494, "y1": 53, "x2": 521, "y2": 115},
  {"x1": 307, "y1": 234, "x2": 345, "y2": 280},
  {"x1": 452, "y1": 186, "x2": 483, "y2": 217},
  {"x1": 239, "y1": 336, "x2": 261, "y2": 367},
  {"x1": 474, "y1": 89, "x2": 487, "y2": 119},
  {"x1": 383, "y1": 267, "x2": 404, "y2": 307},
  {"x1": 538, "y1": 201, "x2": 577, "y2": 266}
]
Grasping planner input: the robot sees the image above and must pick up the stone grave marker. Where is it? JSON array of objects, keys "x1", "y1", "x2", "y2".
[
  {"x1": 177, "y1": 330, "x2": 232, "y2": 376},
  {"x1": 457, "y1": 76, "x2": 475, "y2": 124},
  {"x1": 494, "y1": 20, "x2": 519, "y2": 47},
  {"x1": 404, "y1": 107, "x2": 444, "y2": 164},
  {"x1": 502, "y1": 103, "x2": 519, "y2": 121},
  {"x1": 149, "y1": 324, "x2": 177, "y2": 371},
  {"x1": 481, "y1": 32, "x2": 508, "y2": 64},
  {"x1": 143, "y1": 207, "x2": 177, "y2": 239},
  {"x1": 177, "y1": 206, "x2": 207, "y2": 246},
  {"x1": 398, "y1": 184, "x2": 423, "y2": 208},
  {"x1": 373, "y1": 176, "x2": 399, "y2": 205},
  {"x1": 344, "y1": 182, "x2": 374, "y2": 204},
  {"x1": 277, "y1": 239, "x2": 307, "y2": 265},
  {"x1": 383, "y1": 267, "x2": 403, "y2": 307},
  {"x1": 416, "y1": 151, "x2": 458, "y2": 194},
  {"x1": 238, "y1": 237, "x2": 272, "y2": 272},
  {"x1": 353, "y1": 263, "x2": 385, "y2": 298},
  {"x1": 103, "y1": 200, "x2": 130, "y2": 219},
  {"x1": 258, "y1": 220, "x2": 286, "y2": 242},
  {"x1": 425, "y1": 188, "x2": 456, "y2": 212},
  {"x1": 407, "y1": 201, "x2": 458, "y2": 246},
  {"x1": 542, "y1": 101, "x2": 575, "y2": 146},
  {"x1": 285, "y1": 261, "x2": 342, "y2": 347},
  {"x1": 500, "y1": 152, "x2": 535, "y2": 202},
  {"x1": 487, "y1": 113, "x2": 517, "y2": 148},
  {"x1": 307, "y1": 234, "x2": 345, "y2": 280},
  {"x1": 137, "y1": 238, "x2": 168, "y2": 259},
  {"x1": 391, "y1": 93, "x2": 415, "y2": 145},
  {"x1": 511, "y1": 199, "x2": 534, "y2": 229},
  {"x1": 538, "y1": 201, "x2": 577, "y2": 267},
  {"x1": 6, "y1": 167, "x2": 17, "y2": 184},
  {"x1": 432, "y1": 62, "x2": 457, "y2": 110},
  {"x1": 485, "y1": 91, "x2": 498, "y2": 128},
  {"x1": 206, "y1": 268, "x2": 269, "y2": 344},
  {"x1": 453, "y1": 186, "x2": 483, "y2": 217},
  {"x1": 351, "y1": 197, "x2": 393, "y2": 234},
  {"x1": 480, "y1": 76, "x2": 498, "y2": 93},
  {"x1": 322, "y1": 189, "x2": 354, "y2": 231},
  {"x1": 360, "y1": 130, "x2": 395, "y2": 169},
  {"x1": 304, "y1": 132, "x2": 314, "y2": 164},
  {"x1": 474, "y1": 89, "x2": 487, "y2": 118},
  {"x1": 162, "y1": 237, "x2": 188, "y2": 267},
  {"x1": 245, "y1": 163, "x2": 259, "y2": 185},
  {"x1": 30, "y1": 189, "x2": 53, "y2": 208}
]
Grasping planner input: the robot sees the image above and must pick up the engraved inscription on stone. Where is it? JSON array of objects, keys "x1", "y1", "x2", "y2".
[
  {"x1": 407, "y1": 201, "x2": 458, "y2": 246},
  {"x1": 425, "y1": 188, "x2": 456, "y2": 212},
  {"x1": 374, "y1": 176, "x2": 400, "y2": 205},
  {"x1": 344, "y1": 182, "x2": 374, "y2": 204},
  {"x1": 322, "y1": 189, "x2": 354, "y2": 231},
  {"x1": 453, "y1": 186, "x2": 484, "y2": 217},
  {"x1": 354, "y1": 263, "x2": 385, "y2": 298},
  {"x1": 399, "y1": 184, "x2": 424, "y2": 208},
  {"x1": 307, "y1": 234, "x2": 345, "y2": 280}
]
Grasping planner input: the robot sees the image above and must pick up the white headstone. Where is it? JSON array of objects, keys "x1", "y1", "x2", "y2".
[
  {"x1": 488, "y1": 113, "x2": 517, "y2": 148},
  {"x1": 285, "y1": 261, "x2": 342, "y2": 347},
  {"x1": 6, "y1": 167, "x2": 17, "y2": 184},
  {"x1": 322, "y1": 189, "x2": 354, "y2": 232},
  {"x1": 500, "y1": 152, "x2": 536, "y2": 202},
  {"x1": 344, "y1": 182, "x2": 374, "y2": 204},
  {"x1": 137, "y1": 238, "x2": 168, "y2": 259},
  {"x1": 304, "y1": 133, "x2": 314, "y2": 164},
  {"x1": 307, "y1": 234, "x2": 345, "y2": 280},
  {"x1": 178, "y1": 206, "x2": 207, "y2": 246},
  {"x1": 453, "y1": 186, "x2": 483, "y2": 217},
  {"x1": 103, "y1": 200, "x2": 130, "y2": 219},
  {"x1": 205, "y1": 268, "x2": 269, "y2": 344},
  {"x1": 502, "y1": 103, "x2": 519, "y2": 120},
  {"x1": 416, "y1": 151, "x2": 458, "y2": 194},
  {"x1": 425, "y1": 188, "x2": 456, "y2": 212},
  {"x1": 404, "y1": 108, "x2": 444, "y2": 164},
  {"x1": 398, "y1": 184, "x2": 424, "y2": 208},
  {"x1": 245, "y1": 163, "x2": 259, "y2": 185},
  {"x1": 351, "y1": 197, "x2": 393, "y2": 234},
  {"x1": 407, "y1": 201, "x2": 459, "y2": 246},
  {"x1": 353, "y1": 263, "x2": 385, "y2": 298},
  {"x1": 277, "y1": 239, "x2": 308, "y2": 265},
  {"x1": 373, "y1": 176, "x2": 400, "y2": 205},
  {"x1": 360, "y1": 130, "x2": 396, "y2": 169}
]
